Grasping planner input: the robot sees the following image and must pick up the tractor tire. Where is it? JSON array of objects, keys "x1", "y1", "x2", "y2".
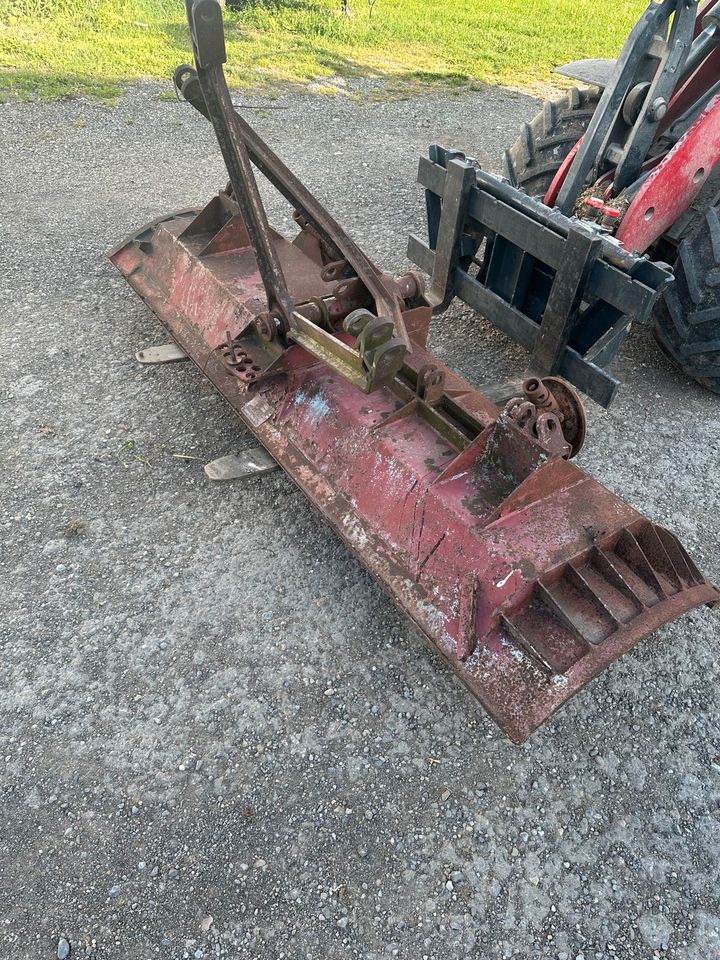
[
  {"x1": 652, "y1": 206, "x2": 720, "y2": 395},
  {"x1": 504, "y1": 87, "x2": 601, "y2": 198}
]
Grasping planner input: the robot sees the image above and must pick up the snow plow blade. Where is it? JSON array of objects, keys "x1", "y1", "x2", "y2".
[{"x1": 110, "y1": 0, "x2": 718, "y2": 742}]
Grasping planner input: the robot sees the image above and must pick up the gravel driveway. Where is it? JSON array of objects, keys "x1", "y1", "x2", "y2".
[{"x1": 1, "y1": 81, "x2": 719, "y2": 960}]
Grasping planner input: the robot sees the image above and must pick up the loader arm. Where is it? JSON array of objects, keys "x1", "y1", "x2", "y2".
[
  {"x1": 549, "y1": 0, "x2": 720, "y2": 240},
  {"x1": 555, "y1": 0, "x2": 700, "y2": 213}
]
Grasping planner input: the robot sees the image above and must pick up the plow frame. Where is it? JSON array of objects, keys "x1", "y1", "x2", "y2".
[{"x1": 109, "y1": 0, "x2": 719, "y2": 743}]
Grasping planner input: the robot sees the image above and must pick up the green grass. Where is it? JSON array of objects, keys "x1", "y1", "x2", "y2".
[{"x1": 0, "y1": 0, "x2": 646, "y2": 102}]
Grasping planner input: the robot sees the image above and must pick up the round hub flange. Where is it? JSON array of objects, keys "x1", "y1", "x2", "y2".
[{"x1": 522, "y1": 375, "x2": 586, "y2": 458}]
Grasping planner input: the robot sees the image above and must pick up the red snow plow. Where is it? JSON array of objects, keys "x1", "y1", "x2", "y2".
[{"x1": 110, "y1": 0, "x2": 718, "y2": 742}]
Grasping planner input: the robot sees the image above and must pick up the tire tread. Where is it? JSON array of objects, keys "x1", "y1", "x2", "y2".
[
  {"x1": 653, "y1": 206, "x2": 720, "y2": 394},
  {"x1": 504, "y1": 87, "x2": 602, "y2": 198}
]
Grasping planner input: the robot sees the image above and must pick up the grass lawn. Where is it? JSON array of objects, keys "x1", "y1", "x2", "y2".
[{"x1": 0, "y1": 0, "x2": 646, "y2": 102}]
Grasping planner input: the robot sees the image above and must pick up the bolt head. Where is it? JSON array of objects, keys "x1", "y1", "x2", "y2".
[{"x1": 650, "y1": 97, "x2": 668, "y2": 121}]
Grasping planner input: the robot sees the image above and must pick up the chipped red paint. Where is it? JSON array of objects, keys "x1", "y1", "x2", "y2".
[
  {"x1": 110, "y1": 210, "x2": 719, "y2": 744},
  {"x1": 616, "y1": 94, "x2": 720, "y2": 252}
]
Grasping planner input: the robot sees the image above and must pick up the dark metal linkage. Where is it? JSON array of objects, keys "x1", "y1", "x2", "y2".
[
  {"x1": 613, "y1": 0, "x2": 697, "y2": 192},
  {"x1": 187, "y1": 0, "x2": 295, "y2": 331},
  {"x1": 555, "y1": 0, "x2": 688, "y2": 213},
  {"x1": 178, "y1": 3, "x2": 408, "y2": 347}
]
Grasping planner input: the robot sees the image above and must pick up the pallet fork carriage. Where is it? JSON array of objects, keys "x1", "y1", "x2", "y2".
[
  {"x1": 410, "y1": 146, "x2": 671, "y2": 408},
  {"x1": 110, "y1": 0, "x2": 718, "y2": 742}
]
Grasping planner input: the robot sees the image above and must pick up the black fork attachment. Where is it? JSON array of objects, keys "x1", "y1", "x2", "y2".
[
  {"x1": 408, "y1": 0, "x2": 718, "y2": 406},
  {"x1": 409, "y1": 147, "x2": 672, "y2": 408}
]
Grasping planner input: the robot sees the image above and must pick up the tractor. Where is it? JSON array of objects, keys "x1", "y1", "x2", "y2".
[{"x1": 415, "y1": 0, "x2": 720, "y2": 401}]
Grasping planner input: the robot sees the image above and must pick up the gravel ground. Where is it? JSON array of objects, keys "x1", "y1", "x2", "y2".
[{"x1": 1, "y1": 80, "x2": 719, "y2": 960}]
